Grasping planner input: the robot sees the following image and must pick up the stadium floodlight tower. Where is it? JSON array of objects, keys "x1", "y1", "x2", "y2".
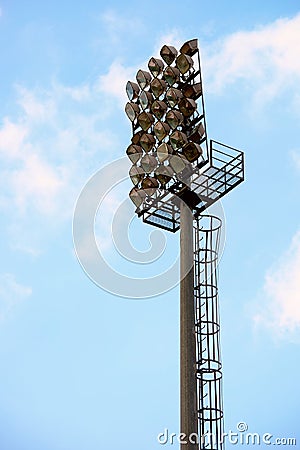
[{"x1": 125, "y1": 39, "x2": 244, "y2": 450}]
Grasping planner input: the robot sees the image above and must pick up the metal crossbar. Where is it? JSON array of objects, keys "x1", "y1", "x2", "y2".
[{"x1": 140, "y1": 140, "x2": 244, "y2": 231}]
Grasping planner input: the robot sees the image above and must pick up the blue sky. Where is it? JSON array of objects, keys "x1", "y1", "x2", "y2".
[{"x1": 0, "y1": 1, "x2": 300, "y2": 449}]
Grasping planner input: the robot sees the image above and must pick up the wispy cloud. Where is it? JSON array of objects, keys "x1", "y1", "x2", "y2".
[
  {"x1": 97, "y1": 12, "x2": 300, "y2": 110},
  {"x1": 253, "y1": 230, "x2": 300, "y2": 342},
  {"x1": 97, "y1": 60, "x2": 136, "y2": 106},
  {"x1": 291, "y1": 149, "x2": 300, "y2": 171},
  {"x1": 16, "y1": 85, "x2": 56, "y2": 122},
  {"x1": 0, "y1": 273, "x2": 32, "y2": 321},
  {"x1": 0, "y1": 79, "x2": 120, "y2": 253},
  {"x1": 2, "y1": 13, "x2": 300, "y2": 256},
  {"x1": 11, "y1": 153, "x2": 65, "y2": 215},
  {"x1": 96, "y1": 28, "x2": 187, "y2": 106},
  {"x1": 203, "y1": 13, "x2": 300, "y2": 108},
  {"x1": 253, "y1": 150, "x2": 300, "y2": 342},
  {"x1": 94, "y1": 8, "x2": 145, "y2": 61},
  {"x1": 154, "y1": 30, "x2": 185, "y2": 55},
  {"x1": 100, "y1": 9, "x2": 143, "y2": 46}
]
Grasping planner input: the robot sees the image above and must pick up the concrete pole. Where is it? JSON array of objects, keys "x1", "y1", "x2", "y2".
[{"x1": 180, "y1": 201, "x2": 198, "y2": 449}]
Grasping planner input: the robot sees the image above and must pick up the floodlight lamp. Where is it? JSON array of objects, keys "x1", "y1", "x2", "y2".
[
  {"x1": 189, "y1": 122, "x2": 205, "y2": 143},
  {"x1": 129, "y1": 186, "x2": 146, "y2": 207},
  {"x1": 150, "y1": 78, "x2": 167, "y2": 99},
  {"x1": 166, "y1": 87, "x2": 183, "y2": 108},
  {"x1": 140, "y1": 133, "x2": 156, "y2": 152},
  {"x1": 131, "y1": 130, "x2": 144, "y2": 145},
  {"x1": 136, "y1": 69, "x2": 152, "y2": 89},
  {"x1": 141, "y1": 154, "x2": 157, "y2": 173},
  {"x1": 160, "y1": 45, "x2": 178, "y2": 65},
  {"x1": 154, "y1": 164, "x2": 173, "y2": 186},
  {"x1": 126, "y1": 81, "x2": 140, "y2": 101},
  {"x1": 181, "y1": 142, "x2": 203, "y2": 162},
  {"x1": 163, "y1": 66, "x2": 180, "y2": 86},
  {"x1": 170, "y1": 130, "x2": 188, "y2": 150},
  {"x1": 137, "y1": 111, "x2": 154, "y2": 131},
  {"x1": 140, "y1": 91, "x2": 154, "y2": 110},
  {"x1": 129, "y1": 164, "x2": 145, "y2": 186},
  {"x1": 166, "y1": 110, "x2": 184, "y2": 129},
  {"x1": 182, "y1": 82, "x2": 202, "y2": 100},
  {"x1": 157, "y1": 142, "x2": 173, "y2": 162},
  {"x1": 125, "y1": 102, "x2": 140, "y2": 122},
  {"x1": 154, "y1": 121, "x2": 171, "y2": 141},
  {"x1": 176, "y1": 54, "x2": 194, "y2": 74},
  {"x1": 148, "y1": 57, "x2": 164, "y2": 77},
  {"x1": 141, "y1": 176, "x2": 159, "y2": 195},
  {"x1": 151, "y1": 100, "x2": 167, "y2": 120},
  {"x1": 178, "y1": 98, "x2": 197, "y2": 117},
  {"x1": 180, "y1": 39, "x2": 198, "y2": 56},
  {"x1": 169, "y1": 154, "x2": 188, "y2": 174},
  {"x1": 126, "y1": 144, "x2": 143, "y2": 164}
]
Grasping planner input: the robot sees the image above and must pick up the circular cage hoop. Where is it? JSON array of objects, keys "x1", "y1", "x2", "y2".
[
  {"x1": 196, "y1": 215, "x2": 222, "y2": 233},
  {"x1": 195, "y1": 319, "x2": 220, "y2": 335},
  {"x1": 196, "y1": 358, "x2": 222, "y2": 373},
  {"x1": 197, "y1": 407, "x2": 224, "y2": 421},
  {"x1": 197, "y1": 248, "x2": 219, "y2": 264},
  {"x1": 194, "y1": 283, "x2": 218, "y2": 299}
]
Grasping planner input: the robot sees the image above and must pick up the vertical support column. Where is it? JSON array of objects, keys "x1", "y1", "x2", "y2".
[{"x1": 180, "y1": 201, "x2": 198, "y2": 449}]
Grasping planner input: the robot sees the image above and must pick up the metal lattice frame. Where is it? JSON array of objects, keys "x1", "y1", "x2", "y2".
[
  {"x1": 140, "y1": 140, "x2": 244, "y2": 232},
  {"x1": 125, "y1": 38, "x2": 245, "y2": 450},
  {"x1": 194, "y1": 216, "x2": 223, "y2": 450},
  {"x1": 126, "y1": 40, "x2": 211, "y2": 221}
]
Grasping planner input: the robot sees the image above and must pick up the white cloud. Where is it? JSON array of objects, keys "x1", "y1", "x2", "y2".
[
  {"x1": 97, "y1": 12, "x2": 300, "y2": 110},
  {"x1": 0, "y1": 273, "x2": 32, "y2": 321},
  {"x1": 97, "y1": 60, "x2": 136, "y2": 106},
  {"x1": 0, "y1": 118, "x2": 28, "y2": 159},
  {"x1": 100, "y1": 9, "x2": 143, "y2": 45},
  {"x1": 253, "y1": 230, "x2": 300, "y2": 341},
  {"x1": 291, "y1": 149, "x2": 300, "y2": 171},
  {"x1": 0, "y1": 78, "x2": 120, "y2": 253},
  {"x1": 254, "y1": 153, "x2": 300, "y2": 341},
  {"x1": 95, "y1": 184, "x2": 127, "y2": 252},
  {"x1": 203, "y1": 13, "x2": 300, "y2": 106},
  {"x1": 56, "y1": 84, "x2": 91, "y2": 102},
  {"x1": 10, "y1": 153, "x2": 65, "y2": 215},
  {"x1": 154, "y1": 30, "x2": 185, "y2": 56},
  {"x1": 16, "y1": 86, "x2": 56, "y2": 122},
  {"x1": 3, "y1": 13, "x2": 300, "y2": 255},
  {"x1": 96, "y1": 29, "x2": 186, "y2": 106},
  {"x1": 0, "y1": 110, "x2": 69, "y2": 219}
]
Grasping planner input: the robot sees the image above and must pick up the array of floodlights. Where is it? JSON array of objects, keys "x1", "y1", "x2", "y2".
[{"x1": 125, "y1": 39, "x2": 208, "y2": 209}]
